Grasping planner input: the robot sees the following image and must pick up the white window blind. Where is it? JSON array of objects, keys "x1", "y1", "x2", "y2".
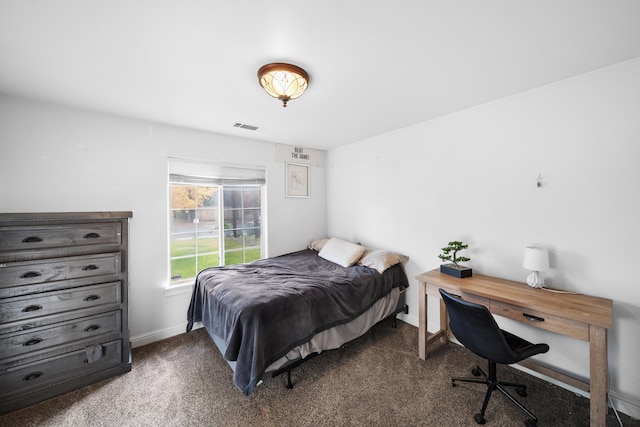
[{"x1": 168, "y1": 158, "x2": 266, "y2": 185}]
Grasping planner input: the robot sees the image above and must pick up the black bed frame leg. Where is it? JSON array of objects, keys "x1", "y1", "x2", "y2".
[
  {"x1": 286, "y1": 369, "x2": 293, "y2": 389},
  {"x1": 392, "y1": 304, "x2": 409, "y2": 328}
]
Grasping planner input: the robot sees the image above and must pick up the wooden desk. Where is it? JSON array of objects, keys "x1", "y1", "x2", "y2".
[{"x1": 417, "y1": 269, "x2": 613, "y2": 427}]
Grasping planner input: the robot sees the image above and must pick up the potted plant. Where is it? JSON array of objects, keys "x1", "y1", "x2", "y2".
[{"x1": 438, "y1": 241, "x2": 472, "y2": 278}]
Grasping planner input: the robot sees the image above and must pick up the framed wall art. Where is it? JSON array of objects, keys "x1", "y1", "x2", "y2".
[{"x1": 285, "y1": 163, "x2": 310, "y2": 198}]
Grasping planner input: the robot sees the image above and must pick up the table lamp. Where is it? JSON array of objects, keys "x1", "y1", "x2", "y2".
[{"x1": 523, "y1": 246, "x2": 549, "y2": 288}]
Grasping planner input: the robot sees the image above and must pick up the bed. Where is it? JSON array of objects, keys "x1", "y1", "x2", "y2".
[{"x1": 186, "y1": 238, "x2": 409, "y2": 396}]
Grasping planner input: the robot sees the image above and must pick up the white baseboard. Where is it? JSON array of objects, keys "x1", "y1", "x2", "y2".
[
  {"x1": 399, "y1": 311, "x2": 419, "y2": 327},
  {"x1": 609, "y1": 390, "x2": 640, "y2": 421},
  {"x1": 509, "y1": 363, "x2": 640, "y2": 421},
  {"x1": 130, "y1": 322, "x2": 201, "y2": 349}
]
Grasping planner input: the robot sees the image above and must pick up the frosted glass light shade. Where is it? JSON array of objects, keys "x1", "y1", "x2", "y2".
[
  {"x1": 523, "y1": 247, "x2": 549, "y2": 288},
  {"x1": 258, "y1": 63, "x2": 309, "y2": 107}
]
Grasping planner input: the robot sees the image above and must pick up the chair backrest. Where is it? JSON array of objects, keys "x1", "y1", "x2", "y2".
[{"x1": 439, "y1": 288, "x2": 520, "y2": 364}]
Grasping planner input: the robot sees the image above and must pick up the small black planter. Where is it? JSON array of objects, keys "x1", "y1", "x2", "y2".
[{"x1": 440, "y1": 263, "x2": 472, "y2": 278}]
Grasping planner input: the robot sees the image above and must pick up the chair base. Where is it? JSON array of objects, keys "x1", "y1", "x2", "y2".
[{"x1": 451, "y1": 362, "x2": 538, "y2": 426}]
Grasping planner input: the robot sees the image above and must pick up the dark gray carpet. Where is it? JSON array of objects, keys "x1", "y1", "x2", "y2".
[{"x1": 1, "y1": 321, "x2": 637, "y2": 427}]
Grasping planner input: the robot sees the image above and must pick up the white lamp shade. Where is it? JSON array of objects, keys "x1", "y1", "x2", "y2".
[{"x1": 523, "y1": 247, "x2": 549, "y2": 272}]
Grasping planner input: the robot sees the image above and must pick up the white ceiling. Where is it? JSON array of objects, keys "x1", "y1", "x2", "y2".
[{"x1": 1, "y1": 1, "x2": 640, "y2": 151}]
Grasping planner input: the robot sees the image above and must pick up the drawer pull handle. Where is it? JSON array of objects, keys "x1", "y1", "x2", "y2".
[
  {"x1": 23, "y1": 372, "x2": 43, "y2": 381},
  {"x1": 22, "y1": 236, "x2": 43, "y2": 243},
  {"x1": 523, "y1": 313, "x2": 545, "y2": 322},
  {"x1": 82, "y1": 264, "x2": 99, "y2": 271},
  {"x1": 22, "y1": 304, "x2": 43, "y2": 313},
  {"x1": 83, "y1": 232, "x2": 101, "y2": 239},
  {"x1": 20, "y1": 271, "x2": 41, "y2": 278},
  {"x1": 83, "y1": 295, "x2": 101, "y2": 302},
  {"x1": 23, "y1": 338, "x2": 43, "y2": 346},
  {"x1": 84, "y1": 324, "x2": 101, "y2": 332}
]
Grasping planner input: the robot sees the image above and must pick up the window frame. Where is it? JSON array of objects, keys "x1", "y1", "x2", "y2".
[{"x1": 167, "y1": 159, "x2": 266, "y2": 286}]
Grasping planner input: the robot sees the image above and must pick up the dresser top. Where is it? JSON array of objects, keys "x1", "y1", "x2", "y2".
[{"x1": 0, "y1": 211, "x2": 132, "y2": 223}]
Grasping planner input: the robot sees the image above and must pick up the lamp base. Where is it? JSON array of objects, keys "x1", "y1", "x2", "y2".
[{"x1": 526, "y1": 271, "x2": 545, "y2": 288}]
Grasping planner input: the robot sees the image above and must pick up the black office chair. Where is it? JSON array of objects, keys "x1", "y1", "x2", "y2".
[{"x1": 439, "y1": 289, "x2": 550, "y2": 426}]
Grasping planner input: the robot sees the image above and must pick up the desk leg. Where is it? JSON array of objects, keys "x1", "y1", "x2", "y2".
[
  {"x1": 419, "y1": 281, "x2": 428, "y2": 360},
  {"x1": 589, "y1": 326, "x2": 608, "y2": 427},
  {"x1": 439, "y1": 297, "x2": 448, "y2": 344}
]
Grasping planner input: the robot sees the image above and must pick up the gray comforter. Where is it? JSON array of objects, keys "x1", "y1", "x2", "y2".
[{"x1": 186, "y1": 249, "x2": 408, "y2": 395}]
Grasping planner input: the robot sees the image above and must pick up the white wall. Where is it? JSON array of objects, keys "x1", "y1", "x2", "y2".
[
  {"x1": 326, "y1": 57, "x2": 640, "y2": 418},
  {"x1": 1, "y1": 56, "x2": 638, "y2": 418},
  {"x1": 0, "y1": 96, "x2": 326, "y2": 346}
]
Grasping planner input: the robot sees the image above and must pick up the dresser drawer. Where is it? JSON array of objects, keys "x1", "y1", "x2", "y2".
[
  {"x1": 0, "y1": 253, "x2": 120, "y2": 288},
  {"x1": 0, "y1": 339, "x2": 122, "y2": 397},
  {"x1": 0, "y1": 311, "x2": 121, "y2": 359},
  {"x1": 0, "y1": 223, "x2": 121, "y2": 252},
  {"x1": 490, "y1": 300, "x2": 589, "y2": 341},
  {"x1": 0, "y1": 282, "x2": 121, "y2": 324}
]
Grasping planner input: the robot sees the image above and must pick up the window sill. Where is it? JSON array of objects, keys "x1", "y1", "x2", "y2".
[{"x1": 164, "y1": 280, "x2": 194, "y2": 297}]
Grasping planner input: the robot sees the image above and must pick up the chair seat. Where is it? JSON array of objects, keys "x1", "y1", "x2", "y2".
[{"x1": 502, "y1": 330, "x2": 550, "y2": 363}]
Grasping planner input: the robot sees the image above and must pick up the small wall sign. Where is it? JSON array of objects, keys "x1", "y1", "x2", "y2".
[{"x1": 276, "y1": 144, "x2": 325, "y2": 167}]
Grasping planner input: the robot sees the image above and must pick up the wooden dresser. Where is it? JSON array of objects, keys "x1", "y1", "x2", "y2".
[{"x1": 0, "y1": 212, "x2": 132, "y2": 414}]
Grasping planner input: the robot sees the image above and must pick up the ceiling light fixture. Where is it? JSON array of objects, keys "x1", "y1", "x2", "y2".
[{"x1": 257, "y1": 63, "x2": 309, "y2": 107}]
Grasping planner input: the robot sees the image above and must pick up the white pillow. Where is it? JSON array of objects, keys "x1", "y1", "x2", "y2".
[
  {"x1": 358, "y1": 249, "x2": 409, "y2": 274},
  {"x1": 318, "y1": 237, "x2": 366, "y2": 267},
  {"x1": 307, "y1": 238, "x2": 330, "y2": 252}
]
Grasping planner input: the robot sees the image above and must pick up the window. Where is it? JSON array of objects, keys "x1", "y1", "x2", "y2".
[{"x1": 168, "y1": 159, "x2": 265, "y2": 284}]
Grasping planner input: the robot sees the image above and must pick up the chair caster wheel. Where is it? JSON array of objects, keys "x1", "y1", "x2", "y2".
[
  {"x1": 525, "y1": 418, "x2": 537, "y2": 427},
  {"x1": 451, "y1": 381, "x2": 457, "y2": 387},
  {"x1": 472, "y1": 367, "x2": 482, "y2": 376},
  {"x1": 474, "y1": 413, "x2": 486, "y2": 424},
  {"x1": 516, "y1": 387, "x2": 527, "y2": 397}
]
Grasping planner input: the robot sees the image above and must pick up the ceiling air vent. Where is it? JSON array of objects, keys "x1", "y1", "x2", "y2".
[{"x1": 233, "y1": 123, "x2": 259, "y2": 131}]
